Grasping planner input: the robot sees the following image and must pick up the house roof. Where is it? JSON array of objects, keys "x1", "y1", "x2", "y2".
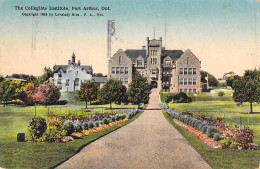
[
  {"x1": 125, "y1": 50, "x2": 147, "y2": 62},
  {"x1": 161, "y1": 50, "x2": 184, "y2": 62},
  {"x1": 92, "y1": 76, "x2": 107, "y2": 83},
  {"x1": 53, "y1": 65, "x2": 92, "y2": 73}
]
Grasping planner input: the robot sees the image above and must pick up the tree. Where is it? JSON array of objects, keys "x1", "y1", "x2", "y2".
[
  {"x1": 37, "y1": 67, "x2": 53, "y2": 84},
  {"x1": 233, "y1": 69, "x2": 260, "y2": 113},
  {"x1": 226, "y1": 75, "x2": 240, "y2": 89},
  {"x1": 78, "y1": 80, "x2": 99, "y2": 108},
  {"x1": 33, "y1": 81, "x2": 60, "y2": 105},
  {"x1": 0, "y1": 80, "x2": 23, "y2": 106},
  {"x1": 201, "y1": 70, "x2": 219, "y2": 87},
  {"x1": 93, "y1": 73, "x2": 104, "y2": 77},
  {"x1": 128, "y1": 72, "x2": 151, "y2": 105},
  {"x1": 0, "y1": 75, "x2": 4, "y2": 82},
  {"x1": 98, "y1": 79, "x2": 127, "y2": 109},
  {"x1": 19, "y1": 82, "x2": 36, "y2": 105}
]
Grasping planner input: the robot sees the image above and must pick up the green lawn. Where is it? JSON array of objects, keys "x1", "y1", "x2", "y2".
[
  {"x1": 0, "y1": 92, "x2": 139, "y2": 168},
  {"x1": 162, "y1": 111, "x2": 260, "y2": 169},
  {"x1": 161, "y1": 91, "x2": 260, "y2": 168}
]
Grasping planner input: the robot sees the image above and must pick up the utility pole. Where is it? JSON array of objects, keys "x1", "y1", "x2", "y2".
[{"x1": 107, "y1": 20, "x2": 115, "y2": 59}]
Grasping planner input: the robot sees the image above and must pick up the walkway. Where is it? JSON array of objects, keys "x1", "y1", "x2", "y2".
[{"x1": 57, "y1": 91, "x2": 211, "y2": 169}]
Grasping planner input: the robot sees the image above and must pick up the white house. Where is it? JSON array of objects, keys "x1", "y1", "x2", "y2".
[{"x1": 53, "y1": 53, "x2": 93, "y2": 91}]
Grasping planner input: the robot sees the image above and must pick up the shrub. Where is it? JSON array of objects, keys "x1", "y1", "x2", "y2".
[
  {"x1": 103, "y1": 118, "x2": 109, "y2": 125},
  {"x1": 115, "y1": 115, "x2": 120, "y2": 121},
  {"x1": 56, "y1": 100, "x2": 68, "y2": 105},
  {"x1": 213, "y1": 133, "x2": 222, "y2": 141},
  {"x1": 121, "y1": 114, "x2": 126, "y2": 120},
  {"x1": 111, "y1": 116, "x2": 116, "y2": 122},
  {"x1": 166, "y1": 95, "x2": 173, "y2": 103},
  {"x1": 88, "y1": 121, "x2": 94, "y2": 129},
  {"x1": 198, "y1": 122, "x2": 207, "y2": 131},
  {"x1": 218, "y1": 91, "x2": 225, "y2": 97},
  {"x1": 72, "y1": 121, "x2": 82, "y2": 132},
  {"x1": 202, "y1": 125, "x2": 209, "y2": 133},
  {"x1": 206, "y1": 126, "x2": 217, "y2": 137},
  {"x1": 220, "y1": 136, "x2": 240, "y2": 149},
  {"x1": 171, "y1": 92, "x2": 192, "y2": 103},
  {"x1": 42, "y1": 123, "x2": 66, "y2": 142},
  {"x1": 81, "y1": 122, "x2": 89, "y2": 130},
  {"x1": 94, "y1": 121, "x2": 100, "y2": 127},
  {"x1": 63, "y1": 120, "x2": 74, "y2": 135},
  {"x1": 27, "y1": 117, "x2": 47, "y2": 141}
]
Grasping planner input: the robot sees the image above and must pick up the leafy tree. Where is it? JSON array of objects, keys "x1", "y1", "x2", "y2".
[
  {"x1": 233, "y1": 69, "x2": 260, "y2": 113},
  {"x1": 128, "y1": 72, "x2": 151, "y2": 105},
  {"x1": 93, "y1": 73, "x2": 104, "y2": 77},
  {"x1": 37, "y1": 67, "x2": 53, "y2": 84},
  {"x1": 0, "y1": 80, "x2": 23, "y2": 106},
  {"x1": 19, "y1": 82, "x2": 36, "y2": 105},
  {"x1": 0, "y1": 75, "x2": 4, "y2": 82},
  {"x1": 226, "y1": 75, "x2": 240, "y2": 88},
  {"x1": 98, "y1": 79, "x2": 127, "y2": 109},
  {"x1": 33, "y1": 81, "x2": 60, "y2": 106},
  {"x1": 201, "y1": 70, "x2": 219, "y2": 87},
  {"x1": 78, "y1": 80, "x2": 99, "y2": 108}
]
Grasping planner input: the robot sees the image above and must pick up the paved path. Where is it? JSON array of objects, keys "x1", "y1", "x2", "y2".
[{"x1": 57, "y1": 91, "x2": 211, "y2": 169}]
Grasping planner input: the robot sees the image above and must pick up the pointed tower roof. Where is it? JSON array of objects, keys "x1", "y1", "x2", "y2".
[{"x1": 72, "y1": 52, "x2": 76, "y2": 58}]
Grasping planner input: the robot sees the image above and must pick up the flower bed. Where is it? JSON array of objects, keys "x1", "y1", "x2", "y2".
[
  {"x1": 174, "y1": 119, "x2": 222, "y2": 148},
  {"x1": 27, "y1": 109, "x2": 140, "y2": 143},
  {"x1": 161, "y1": 101, "x2": 258, "y2": 150}
]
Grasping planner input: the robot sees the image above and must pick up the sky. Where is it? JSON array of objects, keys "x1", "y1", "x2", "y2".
[{"x1": 0, "y1": 0, "x2": 260, "y2": 78}]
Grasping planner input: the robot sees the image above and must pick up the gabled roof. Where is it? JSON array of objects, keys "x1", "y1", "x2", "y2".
[
  {"x1": 161, "y1": 50, "x2": 184, "y2": 62},
  {"x1": 125, "y1": 50, "x2": 147, "y2": 62},
  {"x1": 92, "y1": 76, "x2": 107, "y2": 83},
  {"x1": 53, "y1": 65, "x2": 92, "y2": 73},
  {"x1": 53, "y1": 65, "x2": 68, "y2": 73}
]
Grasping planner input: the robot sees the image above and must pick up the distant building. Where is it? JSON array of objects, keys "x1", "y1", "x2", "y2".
[
  {"x1": 92, "y1": 76, "x2": 107, "y2": 88},
  {"x1": 53, "y1": 53, "x2": 93, "y2": 91},
  {"x1": 108, "y1": 37, "x2": 201, "y2": 93}
]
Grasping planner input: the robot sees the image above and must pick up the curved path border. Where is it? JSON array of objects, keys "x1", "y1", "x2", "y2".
[{"x1": 57, "y1": 91, "x2": 211, "y2": 169}]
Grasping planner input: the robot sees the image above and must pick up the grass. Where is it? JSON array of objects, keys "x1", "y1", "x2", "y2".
[
  {"x1": 162, "y1": 110, "x2": 260, "y2": 169},
  {"x1": 160, "y1": 91, "x2": 260, "y2": 146},
  {"x1": 0, "y1": 91, "x2": 140, "y2": 168},
  {"x1": 0, "y1": 107, "x2": 144, "y2": 169}
]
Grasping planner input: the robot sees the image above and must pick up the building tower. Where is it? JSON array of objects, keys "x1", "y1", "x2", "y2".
[{"x1": 146, "y1": 37, "x2": 163, "y2": 91}]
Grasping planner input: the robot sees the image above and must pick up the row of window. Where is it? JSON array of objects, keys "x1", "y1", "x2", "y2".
[
  {"x1": 163, "y1": 71, "x2": 172, "y2": 76},
  {"x1": 57, "y1": 78, "x2": 80, "y2": 86},
  {"x1": 179, "y1": 78, "x2": 197, "y2": 85},
  {"x1": 114, "y1": 77, "x2": 128, "y2": 84},
  {"x1": 180, "y1": 88, "x2": 197, "y2": 93},
  {"x1": 151, "y1": 50, "x2": 158, "y2": 64},
  {"x1": 112, "y1": 67, "x2": 128, "y2": 74},
  {"x1": 179, "y1": 68, "x2": 197, "y2": 75}
]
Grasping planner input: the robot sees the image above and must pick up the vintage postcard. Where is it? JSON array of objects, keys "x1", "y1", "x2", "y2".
[{"x1": 0, "y1": 0, "x2": 259, "y2": 168}]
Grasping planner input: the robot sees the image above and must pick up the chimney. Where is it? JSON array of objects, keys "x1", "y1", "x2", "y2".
[
  {"x1": 142, "y1": 46, "x2": 146, "y2": 50},
  {"x1": 68, "y1": 60, "x2": 71, "y2": 65},
  {"x1": 160, "y1": 37, "x2": 162, "y2": 46},
  {"x1": 78, "y1": 60, "x2": 81, "y2": 66}
]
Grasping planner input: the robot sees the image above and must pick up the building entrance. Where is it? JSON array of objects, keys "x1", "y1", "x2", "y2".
[{"x1": 151, "y1": 81, "x2": 158, "y2": 88}]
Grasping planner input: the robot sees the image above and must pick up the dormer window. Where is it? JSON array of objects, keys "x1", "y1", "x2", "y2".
[
  {"x1": 165, "y1": 60, "x2": 171, "y2": 67},
  {"x1": 137, "y1": 60, "x2": 143, "y2": 66}
]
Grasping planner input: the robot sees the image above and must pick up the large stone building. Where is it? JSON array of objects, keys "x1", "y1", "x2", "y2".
[
  {"x1": 53, "y1": 53, "x2": 93, "y2": 91},
  {"x1": 108, "y1": 37, "x2": 201, "y2": 93}
]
